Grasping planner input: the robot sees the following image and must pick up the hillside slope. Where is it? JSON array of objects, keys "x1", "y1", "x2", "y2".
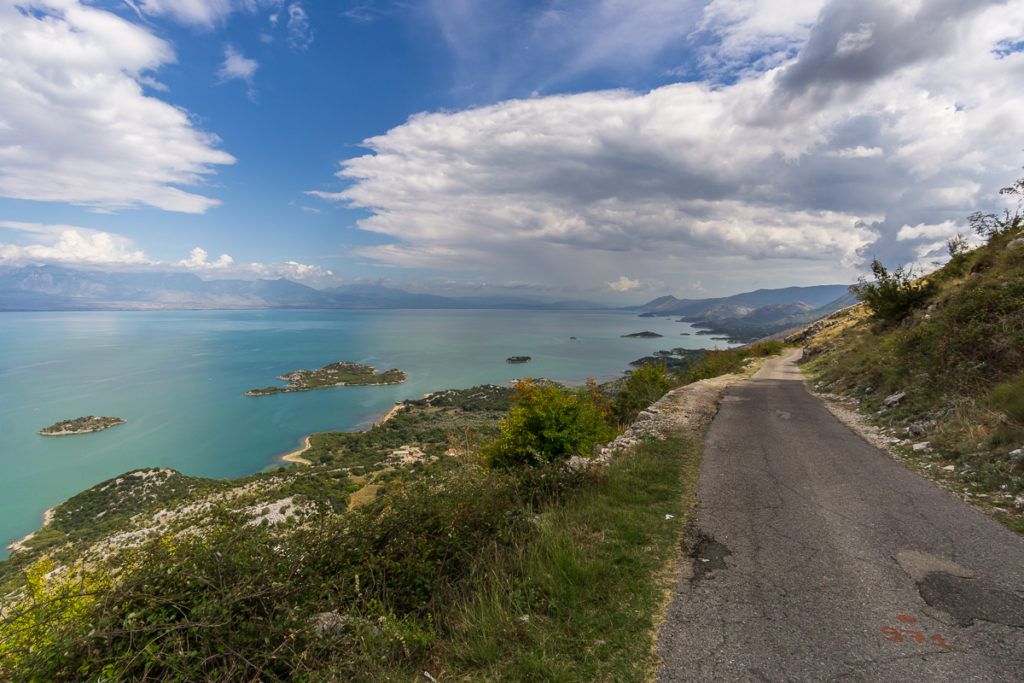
[
  {"x1": 632, "y1": 285, "x2": 853, "y2": 342},
  {"x1": 792, "y1": 216, "x2": 1024, "y2": 532}
]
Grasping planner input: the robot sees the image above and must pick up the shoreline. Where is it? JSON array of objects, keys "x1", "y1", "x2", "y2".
[
  {"x1": 280, "y1": 435, "x2": 313, "y2": 465},
  {"x1": 376, "y1": 402, "x2": 406, "y2": 426},
  {"x1": 246, "y1": 376, "x2": 407, "y2": 397},
  {"x1": 6, "y1": 505, "x2": 56, "y2": 554},
  {"x1": 278, "y1": 401, "x2": 408, "y2": 467}
]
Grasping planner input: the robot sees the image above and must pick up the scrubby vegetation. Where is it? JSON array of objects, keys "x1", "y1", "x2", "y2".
[
  {"x1": 37, "y1": 415, "x2": 125, "y2": 435},
  {"x1": 0, "y1": 431, "x2": 701, "y2": 680},
  {"x1": 485, "y1": 379, "x2": 614, "y2": 467},
  {"x1": 305, "y1": 384, "x2": 515, "y2": 470},
  {"x1": 1, "y1": 342, "x2": 788, "y2": 679},
  {"x1": 799, "y1": 178, "x2": 1024, "y2": 531},
  {"x1": 245, "y1": 361, "x2": 406, "y2": 396},
  {"x1": 850, "y1": 259, "x2": 935, "y2": 324}
]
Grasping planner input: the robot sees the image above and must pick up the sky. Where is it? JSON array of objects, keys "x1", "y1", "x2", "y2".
[{"x1": 1, "y1": 0, "x2": 1023, "y2": 303}]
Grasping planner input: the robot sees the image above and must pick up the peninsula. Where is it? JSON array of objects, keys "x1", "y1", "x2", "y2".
[
  {"x1": 245, "y1": 361, "x2": 407, "y2": 396},
  {"x1": 38, "y1": 416, "x2": 126, "y2": 436}
]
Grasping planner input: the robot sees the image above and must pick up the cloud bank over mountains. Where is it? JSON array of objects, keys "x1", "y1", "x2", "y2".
[{"x1": 0, "y1": 222, "x2": 331, "y2": 282}]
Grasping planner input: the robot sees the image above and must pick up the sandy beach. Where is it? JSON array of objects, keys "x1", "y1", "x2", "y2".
[
  {"x1": 280, "y1": 402, "x2": 407, "y2": 467},
  {"x1": 280, "y1": 435, "x2": 313, "y2": 465},
  {"x1": 377, "y1": 402, "x2": 407, "y2": 426},
  {"x1": 6, "y1": 505, "x2": 56, "y2": 553}
]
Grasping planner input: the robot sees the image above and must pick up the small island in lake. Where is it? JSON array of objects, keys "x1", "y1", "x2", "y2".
[
  {"x1": 506, "y1": 356, "x2": 532, "y2": 363},
  {"x1": 245, "y1": 361, "x2": 407, "y2": 396},
  {"x1": 620, "y1": 331, "x2": 663, "y2": 338},
  {"x1": 38, "y1": 416, "x2": 126, "y2": 436}
]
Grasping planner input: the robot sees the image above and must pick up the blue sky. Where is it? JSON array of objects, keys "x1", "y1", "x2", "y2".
[{"x1": 1, "y1": 0, "x2": 1023, "y2": 302}]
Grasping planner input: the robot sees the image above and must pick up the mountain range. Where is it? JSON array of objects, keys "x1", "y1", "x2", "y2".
[
  {"x1": 629, "y1": 284, "x2": 855, "y2": 342},
  {"x1": 0, "y1": 265, "x2": 603, "y2": 311},
  {"x1": 0, "y1": 266, "x2": 853, "y2": 336}
]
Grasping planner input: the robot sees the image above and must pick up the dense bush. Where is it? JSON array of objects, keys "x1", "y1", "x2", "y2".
[
  {"x1": 485, "y1": 380, "x2": 615, "y2": 468},
  {"x1": 987, "y1": 372, "x2": 1024, "y2": 424},
  {"x1": 850, "y1": 259, "x2": 935, "y2": 324},
  {"x1": 612, "y1": 363, "x2": 674, "y2": 427}
]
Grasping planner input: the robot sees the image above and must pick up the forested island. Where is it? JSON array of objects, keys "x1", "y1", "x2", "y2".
[
  {"x1": 38, "y1": 416, "x2": 125, "y2": 436},
  {"x1": 621, "y1": 331, "x2": 663, "y2": 338},
  {"x1": 245, "y1": 361, "x2": 407, "y2": 396}
]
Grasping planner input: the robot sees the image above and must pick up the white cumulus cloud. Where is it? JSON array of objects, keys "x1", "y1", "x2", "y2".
[
  {"x1": 608, "y1": 275, "x2": 640, "y2": 292},
  {"x1": 0, "y1": 221, "x2": 148, "y2": 265},
  {"x1": 310, "y1": 0, "x2": 1024, "y2": 290},
  {"x1": 218, "y1": 44, "x2": 259, "y2": 82},
  {"x1": 896, "y1": 220, "x2": 960, "y2": 242},
  {"x1": 180, "y1": 246, "x2": 235, "y2": 270},
  {"x1": 132, "y1": 0, "x2": 281, "y2": 27},
  {"x1": 217, "y1": 44, "x2": 259, "y2": 98},
  {"x1": 0, "y1": 0, "x2": 235, "y2": 213},
  {"x1": 0, "y1": 222, "x2": 329, "y2": 281}
]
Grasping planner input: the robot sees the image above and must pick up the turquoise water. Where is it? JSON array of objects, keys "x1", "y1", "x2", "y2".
[{"x1": 0, "y1": 309, "x2": 709, "y2": 555}]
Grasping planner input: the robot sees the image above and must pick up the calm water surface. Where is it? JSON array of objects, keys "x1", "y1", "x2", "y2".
[{"x1": 0, "y1": 309, "x2": 712, "y2": 554}]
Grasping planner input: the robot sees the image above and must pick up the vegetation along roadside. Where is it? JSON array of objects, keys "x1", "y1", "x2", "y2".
[
  {"x1": 794, "y1": 177, "x2": 1024, "y2": 533},
  {"x1": 0, "y1": 343, "x2": 784, "y2": 680}
]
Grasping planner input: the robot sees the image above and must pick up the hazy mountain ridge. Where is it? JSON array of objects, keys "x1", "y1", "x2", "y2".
[
  {"x1": 0, "y1": 265, "x2": 606, "y2": 311},
  {"x1": 631, "y1": 284, "x2": 850, "y2": 315},
  {"x1": 0, "y1": 265, "x2": 847, "y2": 317},
  {"x1": 631, "y1": 284, "x2": 854, "y2": 343}
]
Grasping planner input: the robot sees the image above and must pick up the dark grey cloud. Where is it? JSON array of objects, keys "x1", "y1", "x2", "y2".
[{"x1": 776, "y1": 0, "x2": 1005, "y2": 108}]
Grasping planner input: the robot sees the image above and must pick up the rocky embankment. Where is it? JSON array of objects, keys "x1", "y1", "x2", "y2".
[{"x1": 570, "y1": 370, "x2": 749, "y2": 470}]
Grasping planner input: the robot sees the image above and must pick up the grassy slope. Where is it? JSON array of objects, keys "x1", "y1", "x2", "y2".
[
  {"x1": 436, "y1": 433, "x2": 701, "y2": 681},
  {"x1": 794, "y1": 226, "x2": 1024, "y2": 532}
]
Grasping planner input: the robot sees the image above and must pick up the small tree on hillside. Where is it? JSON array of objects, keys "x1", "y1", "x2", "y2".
[
  {"x1": 485, "y1": 379, "x2": 614, "y2": 468},
  {"x1": 850, "y1": 259, "x2": 935, "y2": 324},
  {"x1": 968, "y1": 176, "x2": 1024, "y2": 239}
]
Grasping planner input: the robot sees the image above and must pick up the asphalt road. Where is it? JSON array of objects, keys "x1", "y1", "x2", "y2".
[{"x1": 657, "y1": 349, "x2": 1024, "y2": 681}]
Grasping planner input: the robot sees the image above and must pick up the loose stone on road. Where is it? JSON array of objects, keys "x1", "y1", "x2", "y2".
[{"x1": 657, "y1": 349, "x2": 1024, "y2": 681}]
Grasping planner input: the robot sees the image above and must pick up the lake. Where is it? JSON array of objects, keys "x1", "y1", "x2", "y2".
[{"x1": 0, "y1": 308, "x2": 713, "y2": 555}]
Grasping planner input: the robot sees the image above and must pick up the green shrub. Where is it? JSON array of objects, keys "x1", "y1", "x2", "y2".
[
  {"x1": 850, "y1": 259, "x2": 935, "y2": 324},
  {"x1": 612, "y1": 363, "x2": 674, "y2": 426},
  {"x1": 485, "y1": 380, "x2": 614, "y2": 468},
  {"x1": 988, "y1": 372, "x2": 1024, "y2": 424}
]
